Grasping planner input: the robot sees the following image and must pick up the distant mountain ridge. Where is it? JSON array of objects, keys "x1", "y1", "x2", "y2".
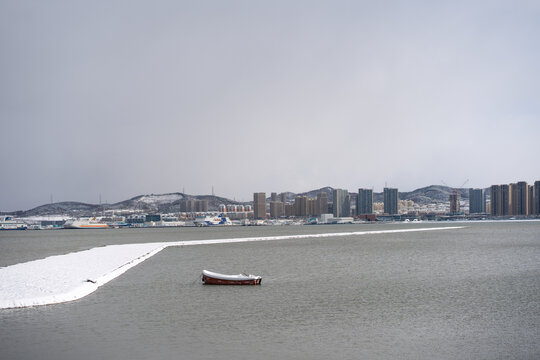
[
  {"x1": 8, "y1": 185, "x2": 473, "y2": 217},
  {"x1": 13, "y1": 193, "x2": 246, "y2": 217}
]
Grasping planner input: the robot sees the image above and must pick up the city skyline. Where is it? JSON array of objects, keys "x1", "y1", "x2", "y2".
[
  {"x1": 1, "y1": 1, "x2": 539, "y2": 212},
  {"x1": 3, "y1": 179, "x2": 539, "y2": 218},
  {"x1": 4, "y1": 180, "x2": 540, "y2": 213}
]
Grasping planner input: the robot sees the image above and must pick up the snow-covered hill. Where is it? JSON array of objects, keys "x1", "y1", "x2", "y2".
[{"x1": 17, "y1": 193, "x2": 245, "y2": 217}]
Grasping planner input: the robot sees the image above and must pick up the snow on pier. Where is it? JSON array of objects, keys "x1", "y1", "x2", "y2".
[{"x1": 0, "y1": 226, "x2": 463, "y2": 309}]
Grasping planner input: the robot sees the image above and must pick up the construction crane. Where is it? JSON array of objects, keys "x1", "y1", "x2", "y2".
[
  {"x1": 441, "y1": 179, "x2": 469, "y2": 215},
  {"x1": 441, "y1": 179, "x2": 469, "y2": 195}
]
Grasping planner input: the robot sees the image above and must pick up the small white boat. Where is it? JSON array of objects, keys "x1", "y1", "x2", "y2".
[{"x1": 201, "y1": 270, "x2": 262, "y2": 285}]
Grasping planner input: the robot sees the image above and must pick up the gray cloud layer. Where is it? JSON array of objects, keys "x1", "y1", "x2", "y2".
[{"x1": 1, "y1": 1, "x2": 539, "y2": 211}]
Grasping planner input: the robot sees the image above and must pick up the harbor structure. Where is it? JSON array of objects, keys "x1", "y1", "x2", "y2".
[
  {"x1": 383, "y1": 187, "x2": 398, "y2": 215},
  {"x1": 357, "y1": 188, "x2": 373, "y2": 215}
]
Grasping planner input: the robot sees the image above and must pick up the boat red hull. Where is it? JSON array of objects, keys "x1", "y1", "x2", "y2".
[{"x1": 202, "y1": 274, "x2": 261, "y2": 285}]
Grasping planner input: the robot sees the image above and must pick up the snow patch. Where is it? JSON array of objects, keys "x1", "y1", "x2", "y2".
[
  {"x1": 137, "y1": 194, "x2": 184, "y2": 205},
  {"x1": 0, "y1": 243, "x2": 167, "y2": 309}
]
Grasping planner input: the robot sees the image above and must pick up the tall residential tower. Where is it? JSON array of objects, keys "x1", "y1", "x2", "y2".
[
  {"x1": 469, "y1": 188, "x2": 486, "y2": 214},
  {"x1": 317, "y1": 192, "x2": 329, "y2": 215},
  {"x1": 332, "y1": 189, "x2": 350, "y2": 217},
  {"x1": 253, "y1": 192, "x2": 266, "y2": 219},
  {"x1": 357, "y1": 188, "x2": 373, "y2": 215},
  {"x1": 383, "y1": 188, "x2": 399, "y2": 215},
  {"x1": 535, "y1": 181, "x2": 540, "y2": 215}
]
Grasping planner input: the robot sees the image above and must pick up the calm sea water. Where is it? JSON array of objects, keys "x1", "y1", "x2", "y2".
[{"x1": 1, "y1": 221, "x2": 539, "y2": 360}]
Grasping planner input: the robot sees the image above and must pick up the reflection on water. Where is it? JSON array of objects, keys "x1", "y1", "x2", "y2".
[{"x1": 1, "y1": 221, "x2": 539, "y2": 359}]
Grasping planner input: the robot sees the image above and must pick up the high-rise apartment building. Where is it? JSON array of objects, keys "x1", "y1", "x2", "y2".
[
  {"x1": 500, "y1": 184, "x2": 510, "y2": 215},
  {"x1": 307, "y1": 198, "x2": 318, "y2": 216},
  {"x1": 270, "y1": 201, "x2": 284, "y2": 218},
  {"x1": 271, "y1": 192, "x2": 277, "y2": 202},
  {"x1": 198, "y1": 200, "x2": 208, "y2": 212},
  {"x1": 253, "y1": 192, "x2": 266, "y2": 219},
  {"x1": 181, "y1": 199, "x2": 208, "y2": 212},
  {"x1": 317, "y1": 192, "x2": 329, "y2": 215},
  {"x1": 516, "y1": 181, "x2": 529, "y2": 215},
  {"x1": 490, "y1": 185, "x2": 500, "y2": 216},
  {"x1": 383, "y1": 187, "x2": 398, "y2": 215},
  {"x1": 181, "y1": 199, "x2": 195, "y2": 212},
  {"x1": 528, "y1": 185, "x2": 534, "y2": 215},
  {"x1": 533, "y1": 180, "x2": 540, "y2": 215},
  {"x1": 491, "y1": 184, "x2": 512, "y2": 216},
  {"x1": 469, "y1": 188, "x2": 486, "y2": 214},
  {"x1": 294, "y1": 196, "x2": 308, "y2": 217},
  {"x1": 333, "y1": 189, "x2": 350, "y2": 217},
  {"x1": 357, "y1": 188, "x2": 373, "y2": 215},
  {"x1": 509, "y1": 183, "x2": 518, "y2": 215},
  {"x1": 285, "y1": 204, "x2": 295, "y2": 217},
  {"x1": 491, "y1": 181, "x2": 540, "y2": 216}
]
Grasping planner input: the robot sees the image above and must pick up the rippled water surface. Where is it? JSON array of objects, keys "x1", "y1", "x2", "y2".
[{"x1": 1, "y1": 221, "x2": 539, "y2": 359}]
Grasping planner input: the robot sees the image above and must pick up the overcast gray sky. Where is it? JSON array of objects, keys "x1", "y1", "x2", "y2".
[{"x1": 1, "y1": 0, "x2": 539, "y2": 211}]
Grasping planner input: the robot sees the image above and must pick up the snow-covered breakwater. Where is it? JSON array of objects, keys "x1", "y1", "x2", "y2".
[{"x1": 0, "y1": 226, "x2": 463, "y2": 309}]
